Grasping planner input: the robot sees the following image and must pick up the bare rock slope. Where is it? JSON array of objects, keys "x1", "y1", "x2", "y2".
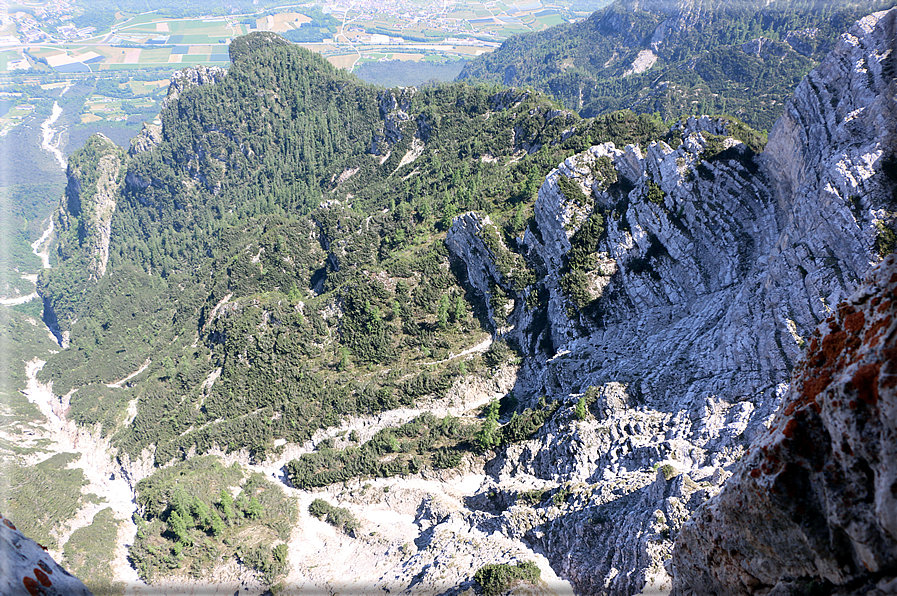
[
  {"x1": 670, "y1": 253, "x2": 897, "y2": 596},
  {"x1": 446, "y1": 8, "x2": 896, "y2": 595}
]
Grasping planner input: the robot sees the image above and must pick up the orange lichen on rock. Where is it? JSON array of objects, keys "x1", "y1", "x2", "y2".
[
  {"x1": 671, "y1": 253, "x2": 897, "y2": 596},
  {"x1": 852, "y1": 362, "x2": 881, "y2": 405},
  {"x1": 821, "y1": 330, "x2": 848, "y2": 363},
  {"x1": 864, "y1": 315, "x2": 892, "y2": 347},
  {"x1": 800, "y1": 374, "x2": 831, "y2": 403},
  {"x1": 1, "y1": 512, "x2": 94, "y2": 595},
  {"x1": 33, "y1": 568, "x2": 52, "y2": 588},
  {"x1": 844, "y1": 310, "x2": 865, "y2": 333},
  {"x1": 783, "y1": 418, "x2": 799, "y2": 438},
  {"x1": 23, "y1": 576, "x2": 44, "y2": 596}
]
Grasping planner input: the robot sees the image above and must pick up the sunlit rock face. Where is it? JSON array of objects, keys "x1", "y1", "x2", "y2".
[
  {"x1": 670, "y1": 254, "x2": 897, "y2": 596},
  {"x1": 446, "y1": 8, "x2": 896, "y2": 595},
  {"x1": 0, "y1": 513, "x2": 93, "y2": 596}
]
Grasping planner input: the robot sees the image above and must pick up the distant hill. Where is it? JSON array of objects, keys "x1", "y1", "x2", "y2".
[{"x1": 457, "y1": 0, "x2": 896, "y2": 130}]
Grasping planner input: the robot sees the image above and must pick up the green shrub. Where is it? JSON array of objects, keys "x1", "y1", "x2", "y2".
[
  {"x1": 875, "y1": 221, "x2": 896, "y2": 256},
  {"x1": 286, "y1": 413, "x2": 473, "y2": 488},
  {"x1": 474, "y1": 399, "x2": 501, "y2": 452},
  {"x1": 63, "y1": 507, "x2": 121, "y2": 595},
  {"x1": 474, "y1": 561, "x2": 541, "y2": 596},
  {"x1": 239, "y1": 543, "x2": 288, "y2": 585},
  {"x1": 560, "y1": 269, "x2": 591, "y2": 310},
  {"x1": 500, "y1": 400, "x2": 559, "y2": 444},
  {"x1": 557, "y1": 175, "x2": 589, "y2": 207},
  {"x1": 574, "y1": 394, "x2": 588, "y2": 420},
  {"x1": 566, "y1": 210, "x2": 605, "y2": 271},
  {"x1": 646, "y1": 180, "x2": 665, "y2": 204},
  {"x1": 308, "y1": 498, "x2": 359, "y2": 536},
  {"x1": 130, "y1": 461, "x2": 295, "y2": 585},
  {"x1": 517, "y1": 489, "x2": 548, "y2": 505},
  {"x1": 660, "y1": 464, "x2": 678, "y2": 481},
  {"x1": 483, "y1": 338, "x2": 511, "y2": 367},
  {"x1": 594, "y1": 156, "x2": 618, "y2": 189}
]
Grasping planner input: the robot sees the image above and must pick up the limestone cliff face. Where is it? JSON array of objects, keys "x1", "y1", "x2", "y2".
[
  {"x1": 160, "y1": 65, "x2": 226, "y2": 111},
  {"x1": 57, "y1": 134, "x2": 124, "y2": 281},
  {"x1": 39, "y1": 134, "x2": 124, "y2": 345},
  {"x1": 128, "y1": 122, "x2": 162, "y2": 156},
  {"x1": 668, "y1": 13, "x2": 897, "y2": 593},
  {"x1": 0, "y1": 512, "x2": 93, "y2": 596},
  {"x1": 447, "y1": 212, "x2": 531, "y2": 334},
  {"x1": 446, "y1": 8, "x2": 896, "y2": 595},
  {"x1": 372, "y1": 89, "x2": 414, "y2": 156},
  {"x1": 669, "y1": 254, "x2": 897, "y2": 596}
]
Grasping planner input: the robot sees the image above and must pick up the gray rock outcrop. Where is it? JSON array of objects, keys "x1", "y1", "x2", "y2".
[
  {"x1": 0, "y1": 512, "x2": 93, "y2": 596},
  {"x1": 446, "y1": 7, "x2": 896, "y2": 594},
  {"x1": 160, "y1": 65, "x2": 226, "y2": 111},
  {"x1": 128, "y1": 121, "x2": 162, "y2": 156},
  {"x1": 58, "y1": 134, "x2": 123, "y2": 280},
  {"x1": 669, "y1": 253, "x2": 897, "y2": 596}
]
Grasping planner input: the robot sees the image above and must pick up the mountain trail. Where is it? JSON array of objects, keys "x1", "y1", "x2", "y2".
[{"x1": 106, "y1": 358, "x2": 151, "y2": 388}]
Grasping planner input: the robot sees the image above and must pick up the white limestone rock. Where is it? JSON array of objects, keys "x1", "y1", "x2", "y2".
[
  {"x1": 444, "y1": 8, "x2": 897, "y2": 595},
  {"x1": 669, "y1": 254, "x2": 897, "y2": 596},
  {"x1": 160, "y1": 65, "x2": 226, "y2": 111},
  {"x1": 0, "y1": 513, "x2": 93, "y2": 596}
]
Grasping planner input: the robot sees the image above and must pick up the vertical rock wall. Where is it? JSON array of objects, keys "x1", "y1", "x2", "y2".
[
  {"x1": 670, "y1": 254, "x2": 897, "y2": 596},
  {"x1": 446, "y1": 8, "x2": 896, "y2": 595}
]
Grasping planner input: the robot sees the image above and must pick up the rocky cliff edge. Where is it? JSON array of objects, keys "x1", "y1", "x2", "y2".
[
  {"x1": 0, "y1": 512, "x2": 93, "y2": 596},
  {"x1": 446, "y1": 8, "x2": 895, "y2": 595},
  {"x1": 670, "y1": 253, "x2": 897, "y2": 596}
]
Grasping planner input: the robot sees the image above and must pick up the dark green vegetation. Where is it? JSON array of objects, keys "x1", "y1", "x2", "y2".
[
  {"x1": 308, "y1": 498, "x2": 359, "y2": 535},
  {"x1": 39, "y1": 32, "x2": 674, "y2": 471},
  {"x1": 25, "y1": 27, "x2": 778, "y2": 589},
  {"x1": 0, "y1": 183, "x2": 61, "y2": 297},
  {"x1": 287, "y1": 413, "x2": 473, "y2": 488},
  {"x1": 286, "y1": 398, "x2": 560, "y2": 488},
  {"x1": 64, "y1": 507, "x2": 123, "y2": 595},
  {"x1": 458, "y1": 0, "x2": 896, "y2": 131},
  {"x1": 474, "y1": 561, "x2": 541, "y2": 595},
  {"x1": 0, "y1": 89, "x2": 67, "y2": 295},
  {"x1": 0, "y1": 118, "x2": 65, "y2": 455},
  {"x1": 0, "y1": 303, "x2": 57, "y2": 456},
  {"x1": 129, "y1": 457, "x2": 295, "y2": 585}
]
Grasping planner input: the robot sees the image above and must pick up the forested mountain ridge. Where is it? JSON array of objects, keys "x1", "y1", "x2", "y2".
[
  {"x1": 21, "y1": 7, "x2": 897, "y2": 593},
  {"x1": 458, "y1": 0, "x2": 897, "y2": 131},
  {"x1": 30, "y1": 31, "x2": 681, "y2": 591},
  {"x1": 38, "y1": 32, "x2": 674, "y2": 466}
]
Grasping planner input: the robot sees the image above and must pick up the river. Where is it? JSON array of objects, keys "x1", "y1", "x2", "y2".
[{"x1": 40, "y1": 100, "x2": 67, "y2": 171}]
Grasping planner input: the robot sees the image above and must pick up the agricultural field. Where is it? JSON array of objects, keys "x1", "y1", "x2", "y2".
[{"x1": 0, "y1": 0, "x2": 608, "y2": 74}]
